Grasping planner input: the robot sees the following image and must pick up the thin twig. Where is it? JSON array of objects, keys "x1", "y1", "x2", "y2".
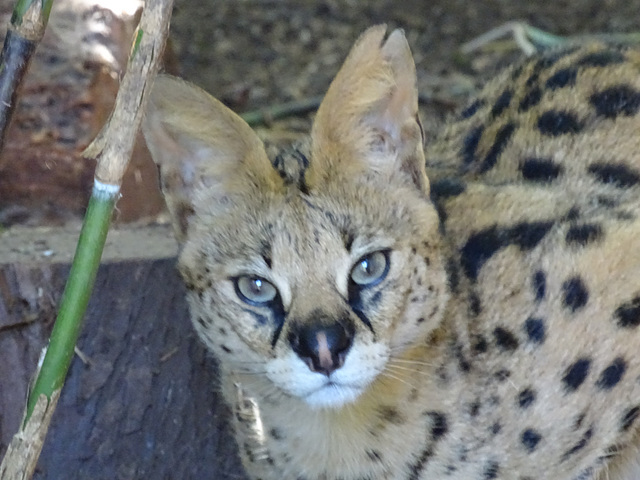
[
  {"x1": 0, "y1": 0, "x2": 53, "y2": 151},
  {"x1": 241, "y1": 95, "x2": 323, "y2": 126}
]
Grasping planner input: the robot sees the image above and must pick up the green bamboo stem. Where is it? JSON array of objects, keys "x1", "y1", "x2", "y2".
[{"x1": 24, "y1": 182, "x2": 117, "y2": 422}]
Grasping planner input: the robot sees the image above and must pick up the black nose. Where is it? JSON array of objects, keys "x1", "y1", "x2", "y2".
[{"x1": 288, "y1": 322, "x2": 354, "y2": 376}]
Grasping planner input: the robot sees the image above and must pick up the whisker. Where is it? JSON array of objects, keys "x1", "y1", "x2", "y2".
[
  {"x1": 388, "y1": 357, "x2": 436, "y2": 368},
  {"x1": 379, "y1": 370, "x2": 418, "y2": 390},
  {"x1": 385, "y1": 363, "x2": 432, "y2": 375}
]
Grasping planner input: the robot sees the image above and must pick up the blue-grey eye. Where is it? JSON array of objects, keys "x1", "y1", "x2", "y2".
[
  {"x1": 235, "y1": 276, "x2": 277, "y2": 305},
  {"x1": 350, "y1": 251, "x2": 389, "y2": 286}
]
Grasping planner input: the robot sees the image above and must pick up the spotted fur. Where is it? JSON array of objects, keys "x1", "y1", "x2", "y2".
[{"x1": 143, "y1": 26, "x2": 640, "y2": 480}]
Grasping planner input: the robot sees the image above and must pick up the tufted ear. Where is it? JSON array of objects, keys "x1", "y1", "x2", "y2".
[
  {"x1": 308, "y1": 25, "x2": 428, "y2": 194},
  {"x1": 142, "y1": 75, "x2": 283, "y2": 242}
]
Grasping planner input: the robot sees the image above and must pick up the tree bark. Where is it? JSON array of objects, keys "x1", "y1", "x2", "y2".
[{"x1": 0, "y1": 225, "x2": 247, "y2": 479}]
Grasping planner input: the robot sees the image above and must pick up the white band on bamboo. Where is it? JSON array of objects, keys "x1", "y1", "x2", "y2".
[{"x1": 92, "y1": 179, "x2": 121, "y2": 199}]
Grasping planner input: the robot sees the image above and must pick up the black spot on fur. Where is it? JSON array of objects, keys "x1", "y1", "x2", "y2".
[
  {"x1": 511, "y1": 221, "x2": 555, "y2": 249},
  {"x1": 518, "y1": 388, "x2": 536, "y2": 409},
  {"x1": 445, "y1": 258, "x2": 460, "y2": 293},
  {"x1": 490, "y1": 423, "x2": 501, "y2": 435},
  {"x1": 460, "y1": 99, "x2": 485, "y2": 119},
  {"x1": 377, "y1": 406, "x2": 405, "y2": 425},
  {"x1": 469, "y1": 401, "x2": 481, "y2": 417},
  {"x1": 596, "y1": 357, "x2": 627, "y2": 390},
  {"x1": 483, "y1": 460, "x2": 500, "y2": 479},
  {"x1": 532, "y1": 270, "x2": 546, "y2": 301},
  {"x1": 493, "y1": 327, "x2": 519, "y2": 351},
  {"x1": 408, "y1": 446, "x2": 434, "y2": 480},
  {"x1": 473, "y1": 335, "x2": 488, "y2": 353},
  {"x1": 587, "y1": 162, "x2": 640, "y2": 188},
  {"x1": 518, "y1": 86, "x2": 542, "y2": 112},
  {"x1": 590, "y1": 85, "x2": 640, "y2": 118},
  {"x1": 537, "y1": 110, "x2": 583, "y2": 136},
  {"x1": 269, "y1": 428, "x2": 284, "y2": 440},
  {"x1": 426, "y1": 411, "x2": 449, "y2": 440},
  {"x1": 455, "y1": 343, "x2": 471, "y2": 373},
  {"x1": 479, "y1": 122, "x2": 517, "y2": 173},
  {"x1": 561, "y1": 427, "x2": 593, "y2": 461},
  {"x1": 578, "y1": 50, "x2": 625, "y2": 67},
  {"x1": 491, "y1": 90, "x2": 513, "y2": 117},
  {"x1": 469, "y1": 292, "x2": 482, "y2": 316},
  {"x1": 566, "y1": 223, "x2": 603, "y2": 246},
  {"x1": 573, "y1": 412, "x2": 586, "y2": 431},
  {"x1": 494, "y1": 369, "x2": 511, "y2": 382},
  {"x1": 620, "y1": 405, "x2": 640, "y2": 431},
  {"x1": 545, "y1": 67, "x2": 577, "y2": 90},
  {"x1": 562, "y1": 276, "x2": 589, "y2": 312},
  {"x1": 430, "y1": 178, "x2": 467, "y2": 199},
  {"x1": 221, "y1": 345, "x2": 233, "y2": 353},
  {"x1": 461, "y1": 125, "x2": 484, "y2": 165},
  {"x1": 197, "y1": 316, "x2": 207, "y2": 328},
  {"x1": 563, "y1": 358, "x2": 591, "y2": 392},
  {"x1": 566, "y1": 207, "x2": 580, "y2": 221},
  {"x1": 524, "y1": 317, "x2": 546, "y2": 344},
  {"x1": 615, "y1": 296, "x2": 640, "y2": 328},
  {"x1": 520, "y1": 157, "x2": 563, "y2": 182},
  {"x1": 366, "y1": 450, "x2": 383, "y2": 462},
  {"x1": 460, "y1": 222, "x2": 553, "y2": 281},
  {"x1": 521, "y1": 429, "x2": 542, "y2": 452}
]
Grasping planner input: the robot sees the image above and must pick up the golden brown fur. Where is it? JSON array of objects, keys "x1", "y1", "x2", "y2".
[{"x1": 143, "y1": 26, "x2": 640, "y2": 479}]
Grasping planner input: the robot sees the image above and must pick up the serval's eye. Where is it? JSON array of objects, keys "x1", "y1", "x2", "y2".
[
  {"x1": 235, "y1": 276, "x2": 277, "y2": 305},
  {"x1": 350, "y1": 250, "x2": 390, "y2": 287}
]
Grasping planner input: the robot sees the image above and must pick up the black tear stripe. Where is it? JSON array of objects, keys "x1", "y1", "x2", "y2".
[
  {"x1": 269, "y1": 299, "x2": 287, "y2": 348},
  {"x1": 348, "y1": 283, "x2": 376, "y2": 335}
]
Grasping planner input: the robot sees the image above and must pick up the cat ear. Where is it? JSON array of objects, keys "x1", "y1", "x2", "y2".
[
  {"x1": 309, "y1": 26, "x2": 428, "y2": 194},
  {"x1": 142, "y1": 75, "x2": 282, "y2": 241}
]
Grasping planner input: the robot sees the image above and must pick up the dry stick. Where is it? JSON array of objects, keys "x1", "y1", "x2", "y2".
[
  {"x1": 241, "y1": 95, "x2": 324, "y2": 126},
  {"x1": 0, "y1": 1, "x2": 174, "y2": 478},
  {"x1": 0, "y1": 0, "x2": 53, "y2": 151}
]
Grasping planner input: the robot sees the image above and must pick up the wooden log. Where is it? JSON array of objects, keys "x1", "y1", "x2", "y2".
[{"x1": 0, "y1": 225, "x2": 246, "y2": 478}]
